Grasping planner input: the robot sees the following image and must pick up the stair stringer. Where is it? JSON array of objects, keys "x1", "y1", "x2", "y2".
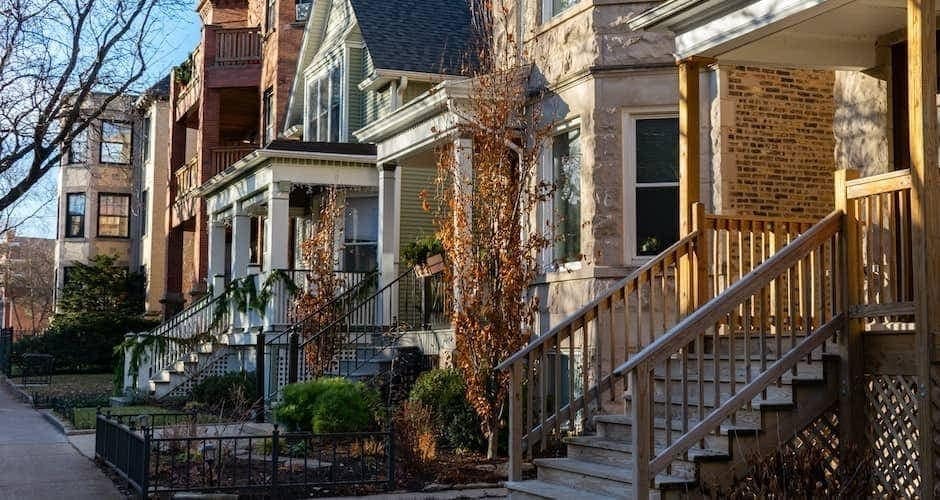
[{"x1": 150, "y1": 342, "x2": 232, "y2": 400}]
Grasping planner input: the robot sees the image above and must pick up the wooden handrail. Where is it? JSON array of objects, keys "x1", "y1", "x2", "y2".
[
  {"x1": 495, "y1": 229, "x2": 701, "y2": 371},
  {"x1": 613, "y1": 209, "x2": 843, "y2": 376},
  {"x1": 647, "y1": 313, "x2": 845, "y2": 474},
  {"x1": 845, "y1": 168, "x2": 911, "y2": 199}
]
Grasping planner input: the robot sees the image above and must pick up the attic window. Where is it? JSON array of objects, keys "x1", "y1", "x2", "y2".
[
  {"x1": 307, "y1": 62, "x2": 343, "y2": 142},
  {"x1": 295, "y1": 0, "x2": 312, "y2": 22}
]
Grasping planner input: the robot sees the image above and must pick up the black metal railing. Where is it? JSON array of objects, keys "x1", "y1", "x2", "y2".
[{"x1": 95, "y1": 412, "x2": 393, "y2": 497}]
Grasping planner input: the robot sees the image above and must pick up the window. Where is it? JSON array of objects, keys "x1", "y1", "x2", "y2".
[
  {"x1": 141, "y1": 189, "x2": 149, "y2": 236},
  {"x1": 265, "y1": 0, "x2": 276, "y2": 32},
  {"x1": 142, "y1": 114, "x2": 152, "y2": 164},
  {"x1": 295, "y1": 0, "x2": 312, "y2": 21},
  {"x1": 542, "y1": 0, "x2": 578, "y2": 22},
  {"x1": 98, "y1": 193, "x2": 130, "y2": 238},
  {"x1": 100, "y1": 121, "x2": 132, "y2": 164},
  {"x1": 68, "y1": 128, "x2": 88, "y2": 164},
  {"x1": 342, "y1": 196, "x2": 378, "y2": 272},
  {"x1": 308, "y1": 63, "x2": 343, "y2": 142},
  {"x1": 65, "y1": 193, "x2": 86, "y2": 238},
  {"x1": 627, "y1": 115, "x2": 679, "y2": 257},
  {"x1": 552, "y1": 127, "x2": 581, "y2": 264},
  {"x1": 262, "y1": 87, "x2": 275, "y2": 145},
  {"x1": 62, "y1": 267, "x2": 76, "y2": 287}
]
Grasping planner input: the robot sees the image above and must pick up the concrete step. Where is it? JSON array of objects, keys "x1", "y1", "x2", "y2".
[
  {"x1": 534, "y1": 458, "x2": 633, "y2": 497},
  {"x1": 505, "y1": 479, "x2": 620, "y2": 500}
]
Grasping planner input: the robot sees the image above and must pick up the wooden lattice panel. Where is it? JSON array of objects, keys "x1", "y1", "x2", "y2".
[
  {"x1": 865, "y1": 374, "x2": 921, "y2": 496},
  {"x1": 785, "y1": 405, "x2": 841, "y2": 479}
]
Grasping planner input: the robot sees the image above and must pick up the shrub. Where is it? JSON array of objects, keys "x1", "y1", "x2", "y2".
[
  {"x1": 275, "y1": 377, "x2": 381, "y2": 433},
  {"x1": 394, "y1": 400, "x2": 437, "y2": 476},
  {"x1": 190, "y1": 371, "x2": 257, "y2": 413},
  {"x1": 409, "y1": 368, "x2": 484, "y2": 451}
]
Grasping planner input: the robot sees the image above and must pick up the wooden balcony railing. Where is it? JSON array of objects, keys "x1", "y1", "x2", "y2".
[
  {"x1": 175, "y1": 157, "x2": 198, "y2": 196},
  {"x1": 208, "y1": 145, "x2": 256, "y2": 177},
  {"x1": 215, "y1": 28, "x2": 261, "y2": 66}
]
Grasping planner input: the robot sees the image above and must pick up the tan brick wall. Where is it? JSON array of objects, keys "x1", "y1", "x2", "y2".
[{"x1": 713, "y1": 66, "x2": 836, "y2": 220}]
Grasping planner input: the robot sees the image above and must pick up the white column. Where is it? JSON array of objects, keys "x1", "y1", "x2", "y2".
[
  {"x1": 208, "y1": 218, "x2": 227, "y2": 297},
  {"x1": 264, "y1": 181, "x2": 291, "y2": 273},
  {"x1": 377, "y1": 163, "x2": 399, "y2": 289},
  {"x1": 230, "y1": 205, "x2": 251, "y2": 280}
]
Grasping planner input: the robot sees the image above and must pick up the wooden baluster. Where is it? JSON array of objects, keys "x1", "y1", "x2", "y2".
[
  {"x1": 696, "y1": 324, "x2": 705, "y2": 443},
  {"x1": 660, "y1": 258, "x2": 669, "y2": 336},
  {"x1": 568, "y1": 327, "x2": 575, "y2": 427},
  {"x1": 508, "y1": 362, "x2": 523, "y2": 481},
  {"x1": 759, "y1": 282, "x2": 769, "y2": 400},
  {"x1": 647, "y1": 269, "x2": 655, "y2": 345},
  {"x1": 581, "y1": 322, "x2": 591, "y2": 427},
  {"x1": 638, "y1": 274, "x2": 647, "y2": 350},
  {"x1": 525, "y1": 351, "x2": 533, "y2": 443},
  {"x1": 538, "y1": 344, "x2": 546, "y2": 452},
  {"x1": 608, "y1": 295, "x2": 616, "y2": 402},
  {"x1": 713, "y1": 320, "x2": 721, "y2": 412},
  {"x1": 624, "y1": 283, "x2": 634, "y2": 364},
  {"x1": 773, "y1": 224, "x2": 783, "y2": 387},
  {"x1": 665, "y1": 353, "x2": 673, "y2": 457},
  {"x1": 553, "y1": 335, "x2": 561, "y2": 438},
  {"x1": 681, "y1": 339, "x2": 690, "y2": 435}
]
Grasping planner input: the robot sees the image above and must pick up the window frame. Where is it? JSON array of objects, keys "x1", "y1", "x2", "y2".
[
  {"x1": 96, "y1": 192, "x2": 131, "y2": 238},
  {"x1": 140, "y1": 189, "x2": 149, "y2": 237},
  {"x1": 306, "y1": 61, "x2": 345, "y2": 142},
  {"x1": 541, "y1": 0, "x2": 579, "y2": 23},
  {"x1": 341, "y1": 194, "x2": 379, "y2": 273},
  {"x1": 295, "y1": 0, "x2": 312, "y2": 22},
  {"x1": 68, "y1": 127, "x2": 88, "y2": 164},
  {"x1": 622, "y1": 107, "x2": 680, "y2": 265},
  {"x1": 99, "y1": 120, "x2": 133, "y2": 165},
  {"x1": 541, "y1": 120, "x2": 583, "y2": 270},
  {"x1": 262, "y1": 87, "x2": 275, "y2": 145},
  {"x1": 141, "y1": 113, "x2": 152, "y2": 164},
  {"x1": 264, "y1": 0, "x2": 276, "y2": 33},
  {"x1": 64, "y1": 193, "x2": 86, "y2": 238}
]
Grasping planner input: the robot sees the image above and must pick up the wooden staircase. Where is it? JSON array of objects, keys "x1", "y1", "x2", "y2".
[
  {"x1": 507, "y1": 340, "x2": 840, "y2": 498},
  {"x1": 499, "y1": 205, "x2": 853, "y2": 498}
]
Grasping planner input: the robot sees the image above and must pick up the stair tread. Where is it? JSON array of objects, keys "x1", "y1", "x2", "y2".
[
  {"x1": 595, "y1": 414, "x2": 762, "y2": 434},
  {"x1": 504, "y1": 480, "x2": 620, "y2": 500},
  {"x1": 533, "y1": 458, "x2": 633, "y2": 484},
  {"x1": 564, "y1": 435, "x2": 634, "y2": 454}
]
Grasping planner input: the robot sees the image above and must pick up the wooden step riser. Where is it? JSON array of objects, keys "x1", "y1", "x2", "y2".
[
  {"x1": 595, "y1": 422, "x2": 731, "y2": 454},
  {"x1": 565, "y1": 442, "x2": 697, "y2": 479},
  {"x1": 624, "y1": 390, "x2": 793, "y2": 420},
  {"x1": 536, "y1": 465, "x2": 633, "y2": 497},
  {"x1": 652, "y1": 361, "x2": 824, "y2": 382}
]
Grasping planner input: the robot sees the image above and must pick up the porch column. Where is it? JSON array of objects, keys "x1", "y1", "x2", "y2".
[
  {"x1": 678, "y1": 58, "x2": 703, "y2": 318},
  {"x1": 377, "y1": 163, "x2": 399, "y2": 289},
  {"x1": 230, "y1": 203, "x2": 251, "y2": 280},
  {"x1": 207, "y1": 217, "x2": 227, "y2": 297},
  {"x1": 264, "y1": 181, "x2": 291, "y2": 272},
  {"x1": 907, "y1": 0, "x2": 938, "y2": 494}
]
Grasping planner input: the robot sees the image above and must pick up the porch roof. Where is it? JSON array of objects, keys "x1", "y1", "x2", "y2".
[{"x1": 629, "y1": 0, "x2": 923, "y2": 70}]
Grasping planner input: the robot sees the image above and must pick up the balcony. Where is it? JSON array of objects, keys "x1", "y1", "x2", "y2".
[
  {"x1": 173, "y1": 26, "x2": 261, "y2": 120},
  {"x1": 175, "y1": 156, "x2": 199, "y2": 196},
  {"x1": 208, "y1": 145, "x2": 256, "y2": 178}
]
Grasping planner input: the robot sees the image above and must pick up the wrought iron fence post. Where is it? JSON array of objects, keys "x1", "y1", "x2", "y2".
[
  {"x1": 421, "y1": 276, "x2": 431, "y2": 329},
  {"x1": 141, "y1": 426, "x2": 151, "y2": 499},
  {"x1": 271, "y1": 425, "x2": 280, "y2": 495},
  {"x1": 287, "y1": 333, "x2": 299, "y2": 384},
  {"x1": 387, "y1": 418, "x2": 395, "y2": 490},
  {"x1": 256, "y1": 332, "x2": 265, "y2": 422}
]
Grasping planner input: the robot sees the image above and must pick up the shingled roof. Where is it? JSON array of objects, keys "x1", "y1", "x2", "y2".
[{"x1": 348, "y1": 0, "x2": 476, "y2": 75}]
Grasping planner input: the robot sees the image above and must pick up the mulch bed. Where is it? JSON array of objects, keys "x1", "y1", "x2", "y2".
[{"x1": 396, "y1": 449, "x2": 506, "y2": 491}]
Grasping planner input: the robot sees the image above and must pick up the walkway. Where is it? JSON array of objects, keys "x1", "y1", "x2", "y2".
[{"x1": 0, "y1": 384, "x2": 122, "y2": 500}]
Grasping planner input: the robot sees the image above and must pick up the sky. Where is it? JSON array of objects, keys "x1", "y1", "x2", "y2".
[{"x1": 13, "y1": 6, "x2": 203, "y2": 239}]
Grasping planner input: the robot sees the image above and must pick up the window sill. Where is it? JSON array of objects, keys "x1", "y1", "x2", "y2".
[{"x1": 95, "y1": 235, "x2": 131, "y2": 240}]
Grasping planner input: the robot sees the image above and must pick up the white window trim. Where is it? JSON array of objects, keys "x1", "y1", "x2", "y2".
[
  {"x1": 303, "y1": 58, "x2": 346, "y2": 142},
  {"x1": 540, "y1": 118, "x2": 583, "y2": 272},
  {"x1": 622, "y1": 106, "x2": 679, "y2": 266}
]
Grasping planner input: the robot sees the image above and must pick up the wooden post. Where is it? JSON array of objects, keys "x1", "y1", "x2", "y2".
[
  {"x1": 907, "y1": 0, "x2": 938, "y2": 494},
  {"x1": 508, "y1": 362, "x2": 523, "y2": 481},
  {"x1": 691, "y1": 202, "x2": 708, "y2": 309},
  {"x1": 834, "y1": 168, "x2": 861, "y2": 450},
  {"x1": 630, "y1": 364, "x2": 651, "y2": 499},
  {"x1": 679, "y1": 60, "x2": 702, "y2": 319}
]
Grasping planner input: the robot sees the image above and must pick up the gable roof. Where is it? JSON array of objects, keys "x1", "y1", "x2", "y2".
[{"x1": 349, "y1": 0, "x2": 475, "y2": 75}]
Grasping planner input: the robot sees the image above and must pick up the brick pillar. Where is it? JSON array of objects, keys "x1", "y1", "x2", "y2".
[{"x1": 162, "y1": 226, "x2": 185, "y2": 318}]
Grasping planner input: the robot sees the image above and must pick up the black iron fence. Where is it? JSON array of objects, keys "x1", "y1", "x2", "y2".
[{"x1": 95, "y1": 411, "x2": 394, "y2": 498}]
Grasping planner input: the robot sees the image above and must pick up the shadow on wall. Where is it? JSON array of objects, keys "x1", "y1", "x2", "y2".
[{"x1": 834, "y1": 70, "x2": 890, "y2": 177}]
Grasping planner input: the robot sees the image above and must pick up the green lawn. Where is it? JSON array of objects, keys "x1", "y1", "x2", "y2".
[
  {"x1": 15, "y1": 373, "x2": 113, "y2": 399},
  {"x1": 68, "y1": 405, "x2": 172, "y2": 430}
]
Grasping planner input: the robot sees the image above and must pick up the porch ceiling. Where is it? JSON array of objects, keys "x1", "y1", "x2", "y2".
[{"x1": 637, "y1": 0, "x2": 921, "y2": 70}]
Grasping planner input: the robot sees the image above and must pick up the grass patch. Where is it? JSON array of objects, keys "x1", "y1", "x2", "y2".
[
  {"x1": 14, "y1": 373, "x2": 113, "y2": 399},
  {"x1": 67, "y1": 405, "x2": 170, "y2": 430}
]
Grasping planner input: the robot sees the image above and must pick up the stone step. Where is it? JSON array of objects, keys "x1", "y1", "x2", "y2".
[
  {"x1": 563, "y1": 436, "x2": 697, "y2": 479},
  {"x1": 504, "y1": 479, "x2": 619, "y2": 500}
]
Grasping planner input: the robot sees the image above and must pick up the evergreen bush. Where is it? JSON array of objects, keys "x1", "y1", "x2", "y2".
[{"x1": 275, "y1": 377, "x2": 381, "y2": 433}]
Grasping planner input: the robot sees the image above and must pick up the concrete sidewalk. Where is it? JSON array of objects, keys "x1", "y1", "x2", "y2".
[{"x1": 0, "y1": 383, "x2": 122, "y2": 500}]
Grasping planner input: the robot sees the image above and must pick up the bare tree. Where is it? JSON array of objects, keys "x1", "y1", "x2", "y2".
[
  {"x1": 0, "y1": 0, "x2": 185, "y2": 217},
  {"x1": 0, "y1": 235, "x2": 55, "y2": 331}
]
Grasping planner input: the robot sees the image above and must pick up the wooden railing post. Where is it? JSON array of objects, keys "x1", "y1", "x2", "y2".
[
  {"x1": 630, "y1": 364, "x2": 651, "y2": 499},
  {"x1": 834, "y1": 168, "x2": 861, "y2": 446},
  {"x1": 691, "y1": 202, "x2": 708, "y2": 309},
  {"x1": 508, "y1": 361, "x2": 523, "y2": 481}
]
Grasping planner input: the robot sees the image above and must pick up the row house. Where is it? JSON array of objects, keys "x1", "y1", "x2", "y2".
[
  {"x1": 54, "y1": 94, "x2": 142, "y2": 303},
  {"x1": 127, "y1": 0, "x2": 473, "y2": 399}
]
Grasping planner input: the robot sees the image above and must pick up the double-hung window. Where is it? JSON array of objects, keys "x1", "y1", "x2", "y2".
[
  {"x1": 309, "y1": 63, "x2": 343, "y2": 142},
  {"x1": 65, "y1": 193, "x2": 86, "y2": 238},
  {"x1": 142, "y1": 114, "x2": 152, "y2": 164},
  {"x1": 626, "y1": 113, "x2": 679, "y2": 258},
  {"x1": 100, "y1": 121, "x2": 132, "y2": 164},
  {"x1": 98, "y1": 193, "x2": 130, "y2": 238},
  {"x1": 262, "y1": 87, "x2": 275, "y2": 145},
  {"x1": 542, "y1": 0, "x2": 578, "y2": 22},
  {"x1": 552, "y1": 127, "x2": 581, "y2": 264},
  {"x1": 342, "y1": 196, "x2": 378, "y2": 272},
  {"x1": 68, "y1": 128, "x2": 88, "y2": 164}
]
